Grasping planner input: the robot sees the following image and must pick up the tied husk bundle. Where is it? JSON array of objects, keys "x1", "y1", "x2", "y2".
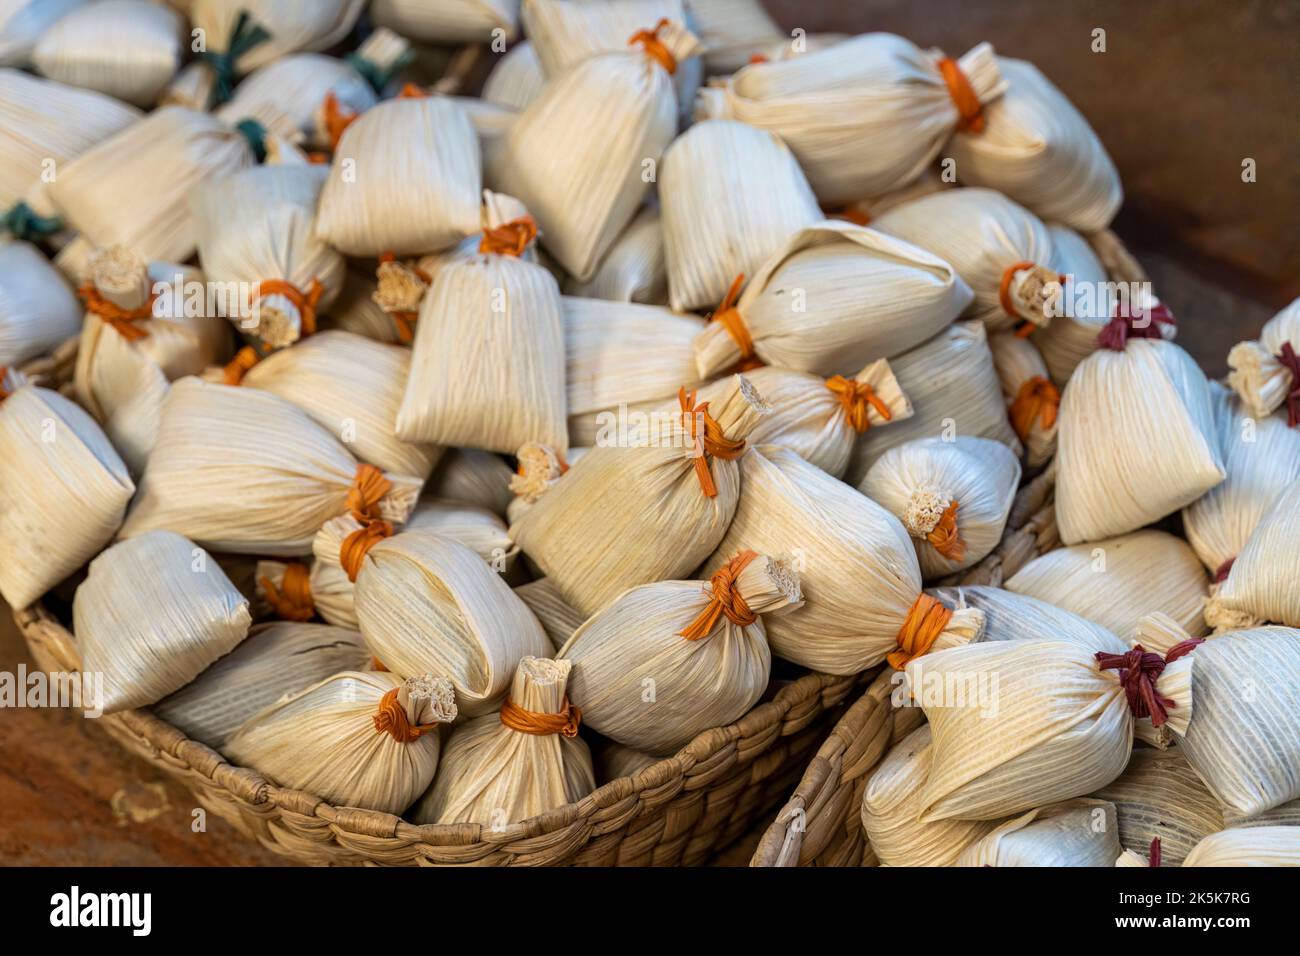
[
  {"x1": 558, "y1": 550, "x2": 801, "y2": 755},
  {"x1": 225, "y1": 671, "x2": 457, "y2": 815},
  {"x1": 153, "y1": 621, "x2": 369, "y2": 750},
  {"x1": 1182, "y1": 828, "x2": 1300, "y2": 867},
  {"x1": 691, "y1": 221, "x2": 973, "y2": 379},
  {"x1": 989, "y1": 331, "x2": 1059, "y2": 468},
  {"x1": 74, "y1": 248, "x2": 230, "y2": 477},
  {"x1": 860, "y1": 436, "x2": 1022, "y2": 578},
  {"x1": 410, "y1": 656, "x2": 595, "y2": 826},
  {"x1": 930, "y1": 585, "x2": 1127, "y2": 657},
  {"x1": 1029, "y1": 223, "x2": 1115, "y2": 385},
  {"x1": 1210, "y1": 478, "x2": 1300, "y2": 629},
  {"x1": 481, "y1": 40, "x2": 542, "y2": 112},
  {"x1": 701, "y1": 444, "x2": 986, "y2": 675},
  {"x1": 508, "y1": 373, "x2": 769, "y2": 617},
  {"x1": 0, "y1": 0, "x2": 89, "y2": 68},
  {"x1": 0, "y1": 240, "x2": 82, "y2": 366},
  {"x1": 695, "y1": 34, "x2": 1006, "y2": 204},
  {"x1": 72, "y1": 531, "x2": 251, "y2": 714},
  {"x1": 686, "y1": 0, "x2": 782, "y2": 74},
  {"x1": 660, "y1": 118, "x2": 822, "y2": 311},
  {"x1": 0, "y1": 371, "x2": 134, "y2": 609},
  {"x1": 564, "y1": 204, "x2": 667, "y2": 305},
  {"x1": 954, "y1": 799, "x2": 1122, "y2": 867},
  {"x1": 1226, "y1": 297, "x2": 1300, "y2": 425},
  {"x1": 255, "y1": 558, "x2": 355, "y2": 630},
  {"x1": 370, "y1": 0, "x2": 520, "y2": 44},
  {"x1": 119, "y1": 376, "x2": 421, "y2": 555}
]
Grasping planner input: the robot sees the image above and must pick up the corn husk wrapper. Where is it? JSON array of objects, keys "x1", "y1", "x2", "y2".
[
  {"x1": 861, "y1": 725, "x2": 1001, "y2": 867},
  {"x1": 242, "y1": 330, "x2": 441, "y2": 479},
  {"x1": 450, "y1": 95, "x2": 514, "y2": 181},
  {"x1": 425, "y1": 447, "x2": 514, "y2": 517},
  {"x1": 523, "y1": 0, "x2": 701, "y2": 128},
  {"x1": 1226, "y1": 297, "x2": 1300, "y2": 422},
  {"x1": 319, "y1": 267, "x2": 404, "y2": 343},
  {"x1": 508, "y1": 373, "x2": 767, "y2": 617},
  {"x1": 46, "y1": 106, "x2": 258, "y2": 264},
  {"x1": 686, "y1": 0, "x2": 781, "y2": 74},
  {"x1": 410, "y1": 657, "x2": 594, "y2": 825},
  {"x1": 1092, "y1": 746, "x2": 1224, "y2": 867},
  {"x1": 1183, "y1": 827, "x2": 1300, "y2": 867},
  {"x1": 702, "y1": 445, "x2": 985, "y2": 674},
  {"x1": 908, "y1": 638, "x2": 1191, "y2": 821},
  {"x1": 77, "y1": 266, "x2": 229, "y2": 477},
  {"x1": 1183, "y1": 382, "x2": 1300, "y2": 576},
  {"x1": 505, "y1": 442, "x2": 589, "y2": 526},
  {"x1": 0, "y1": 69, "x2": 140, "y2": 217},
  {"x1": 0, "y1": 240, "x2": 82, "y2": 366},
  {"x1": 989, "y1": 331, "x2": 1058, "y2": 468},
  {"x1": 930, "y1": 585, "x2": 1126, "y2": 656},
  {"x1": 72, "y1": 531, "x2": 250, "y2": 714},
  {"x1": 1210, "y1": 480, "x2": 1300, "y2": 630},
  {"x1": 693, "y1": 221, "x2": 974, "y2": 379},
  {"x1": 396, "y1": 204, "x2": 566, "y2": 454},
  {"x1": 696, "y1": 35, "x2": 1006, "y2": 204},
  {"x1": 564, "y1": 204, "x2": 667, "y2": 305},
  {"x1": 661, "y1": 119, "x2": 821, "y2": 311},
  {"x1": 314, "y1": 96, "x2": 481, "y2": 257},
  {"x1": 120, "y1": 377, "x2": 420, "y2": 555},
  {"x1": 370, "y1": 0, "x2": 519, "y2": 43},
  {"x1": 861, "y1": 436, "x2": 1021, "y2": 578},
  {"x1": 0, "y1": 377, "x2": 135, "y2": 609},
  {"x1": 226, "y1": 671, "x2": 455, "y2": 814},
  {"x1": 254, "y1": 558, "x2": 356, "y2": 630},
  {"x1": 33, "y1": 0, "x2": 184, "y2": 107},
  {"x1": 558, "y1": 551, "x2": 797, "y2": 755},
  {"x1": 947, "y1": 58, "x2": 1122, "y2": 233},
  {"x1": 153, "y1": 621, "x2": 368, "y2": 749},
  {"x1": 1056, "y1": 336, "x2": 1225, "y2": 544},
  {"x1": 563, "y1": 295, "x2": 704, "y2": 446},
  {"x1": 490, "y1": 20, "x2": 701, "y2": 281},
  {"x1": 482, "y1": 40, "x2": 541, "y2": 111},
  {"x1": 404, "y1": 498, "x2": 517, "y2": 574},
  {"x1": 954, "y1": 799, "x2": 1121, "y2": 867},
  {"x1": 190, "y1": 0, "x2": 365, "y2": 74},
  {"x1": 869, "y1": 188, "x2": 1060, "y2": 334},
  {"x1": 596, "y1": 740, "x2": 660, "y2": 783},
  {"x1": 1006, "y1": 530, "x2": 1209, "y2": 639},
  {"x1": 845, "y1": 321, "x2": 1022, "y2": 485},
  {"x1": 0, "y1": 0, "x2": 87, "y2": 67},
  {"x1": 1030, "y1": 223, "x2": 1113, "y2": 386},
  {"x1": 513, "y1": 577, "x2": 584, "y2": 653}
]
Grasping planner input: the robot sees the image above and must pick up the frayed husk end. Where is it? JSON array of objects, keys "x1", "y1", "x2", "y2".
[{"x1": 1226, "y1": 339, "x2": 1287, "y2": 420}]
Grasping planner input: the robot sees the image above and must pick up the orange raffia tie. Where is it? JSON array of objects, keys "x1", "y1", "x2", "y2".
[
  {"x1": 340, "y1": 518, "x2": 393, "y2": 583},
  {"x1": 479, "y1": 215, "x2": 538, "y2": 257},
  {"x1": 825, "y1": 375, "x2": 892, "y2": 432},
  {"x1": 347, "y1": 462, "x2": 392, "y2": 524},
  {"x1": 373, "y1": 688, "x2": 440, "y2": 742},
  {"x1": 998, "y1": 260, "x2": 1037, "y2": 319},
  {"x1": 376, "y1": 252, "x2": 429, "y2": 345},
  {"x1": 79, "y1": 283, "x2": 156, "y2": 342},
  {"x1": 259, "y1": 563, "x2": 314, "y2": 621},
  {"x1": 711, "y1": 273, "x2": 755, "y2": 363},
  {"x1": 1008, "y1": 375, "x2": 1060, "y2": 443},
  {"x1": 680, "y1": 550, "x2": 759, "y2": 640},
  {"x1": 628, "y1": 18, "x2": 677, "y2": 74},
  {"x1": 499, "y1": 696, "x2": 582, "y2": 738},
  {"x1": 397, "y1": 82, "x2": 426, "y2": 99},
  {"x1": 937, "y1": 56, "x2": 985, "y2": 133},
  {"x1": 926, "y1": 501, "x2": 965, "y2": 562},
  {"x1": 748, "y1": 52, "x2": 769, "y2": 65},
  {"x1": 825, "y1": 206, "x2": 871, "y2": 227},
  {"x1": 222, "y1": 345, "x2": 260, "y2": 385},
  {"x1": 371, "y1": 656, "x2": 388, "y2": 672},
  {"x1": 887, "y1": 593, "x2": 954, "y2": 670},
  {"x1": 322, "y1": 91, "x2": 358, "y2": 151},
  {"x1": 679, "y1": 386, "x2": 746, "y2": 498},
  {"x1": 0, "y1": 366, "x2": 11, "y2": 402},
  {"x1": 256, "y1": 276, "x2": 323, "y2": 337}
]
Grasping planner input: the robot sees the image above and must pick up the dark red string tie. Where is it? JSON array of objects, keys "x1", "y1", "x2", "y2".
[
  {"x1": 1149, "y1": 837, "x2": 1162, "y2": 868},
  {"x1": 1094, "y1": 639, "x2": 1203, "y2": 728},
  {"x1": 1213, "y1": 557, "x2": 1235, "y2": 584},
  {"x1": 1097, "y1": 300, "x2": 1177, "y2": 351},
  {"x1": 1276, "y1": 341, "x2": 1300, "y2": 428}
]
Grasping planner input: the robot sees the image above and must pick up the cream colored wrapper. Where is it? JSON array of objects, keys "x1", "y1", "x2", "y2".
[
  {"x1": 563, "y1": 295, "x2": 705, "y2": 447},
  {"x1": 254, "y1": 558, "x2": 357, "y2": 631},
  {"x1": 1226, "y1": 297, "x2": 1300, "y2": 421},
  {"x1": 508, "y1": 372, "x2": 767, "y2": 617},
  {"x1": 701, "y1": 445, "x2": 985, "y2": 674},
  {"x1": 424, "y1": 447, "x2": 515, "y2": 518},
  {"x1": 558, "y1": 552, "x2": 799, "y2": 755},
  {"x1": 189, "y1": 0, "x2": 365, "y2": 74},
  {"x1": 490, "y1": 20, "x2": 700, "y2": 280},
  {"x1": 661, "y1": 118, "x2": 821, "y2": 311},
  {"x1": 154, "y1": 621, "x2": 369, "y2": 750},
  {"x1": 686, "y1": 0, "x2": 782, "y2": 74},
  {"x1": 1211, "y1": 479, "x2": 1300, "y2": 629},
  {"x1": 697, "y1": 34, "x2": 1005, "y2": 204},
  {"x1": 0, "y1": 241, "x2": 82, "y2": 367},
  {"x1": 514, "y1": 577, "x2": 585, "y2": 653},
  {"x1": 482, "y1": 40, "x2": 542, "y2": 112},
  {"x1": 242, "y1": 330, "x2": 441, "y2": 479},
  {"x1": 862, "y1": 436, "x2": 1021, "y2": 578},
  {"x1": 225, "y1": 671, "x2": 456, "y2": 815},
  {"x1": 1056, "y1": 337, "x2": 1225, "y2": 544},
  {"x1": 596, "y1": 740, "x2": 660, "y2": 783},
  {"x1": 947, "y1": 58, "x2": 1123, "y2": 234},
  {"x1": 1030, "y1": 223, "x2": 1114, "y2": 386},
  {"x1": 314, "y1": 96, "x2": 481, "y2": 257},
  {"x1": 954, "y1": 799, "x2": 1122, "y2": 867},
  {"x1": 318, "y1": 266, "x2": 405, "y2": 343},
  {"x1": 0, "y1": 0, "x2": 88, "y2": 68},
  {"x1": 929, "y1": 585, "x2": 1128, "y2": 657},
  {"x1": 33, "y1": 0, "x2": 184, "y2": 107},
  {"x1": 1006, "y1": 530, "x2": 1210, "y2": 639},
  {"x1": 120, "y1": 377, "x2": 420, "y2": 555},
  {"x1": 1183, "y1": 828, "x2": 1300, "y2": 867},
  {"x1": 72, "y1": 531, "x2": 251, "y2": 714},
  {"x1": 410, "y1": 656, "x2": 595, "y2": 825},
  {"x1": 0, "y1": 381, "x2": 134, "y2": 609},
  {"x1": 692, "y1": 220, "x2": 973, "y2": 379},
  {"x1": 989, "y1": 331, "x2": 1058, "y2": 468},
  {"x1": 370, "y1": 0, "x2": 519, "y2": 44},
  {"x1": 845, "y1": 321, "x2": 1022, "y2": 485},
  {"x1": 564, "y1": 204, "x2": 667, "y2": 305}
]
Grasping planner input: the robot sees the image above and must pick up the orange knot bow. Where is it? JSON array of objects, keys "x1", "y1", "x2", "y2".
[
  {"x1": 628, "y1": 18, "x2": 677, "y2": 74},
  {"x1": 222, "y1": 345, "x2": 261, "y2": 385},
  {"x1": 926, "y1": 500, "x2": 965, "y2": 562},
  {"x1": 680, "y1": 550, "x2": 759, "y2": 640},
  {"x1": 888, "y1": 593, "x2": 954, "y2": 670},
  {"x1": 322, "y1": 91, "x2": 359, "y2": 151},
  {"x1": 679, "y1": 386, "x2": 746, "y2": 498},
  {"x1": 255, "y1": 276, "x2": 323, "y2": 337},
  {"x1": 0, "y1": 366, "x2": 12, "y2": 402},
  {"x1": 825, "y1": 375, "x2": 893, "y2": 432},
  {"x1": 373, "y1": 687, "x2": 441, "y2": 742},
  {"x1": 479, "y1": 215, "x2": 538, "y2": 257},
  {"x1": 79, "y1": 282, "x2": 156, "y2": 342},
  {"x1": 499, "y1": 696, "x2": 583, "y2": 738},
  {"x1": 340, "y1": 518, "x2": 393, "y2": 583},
  {"x1": 709, "y1": 273, "x2": 757, "y2": 367},
  {"x1": 346, "y1": 463, "x2": 392, "y2": 524},
  {"x1": 1008, "y1": 375, "x2": 1060, "y2": 442},
  {"x1": 259, "y1": 563, "x2": 314, "y2": 621},
  {"x1": 937, "y1": 56, "x2": 985, "y2": 133}
]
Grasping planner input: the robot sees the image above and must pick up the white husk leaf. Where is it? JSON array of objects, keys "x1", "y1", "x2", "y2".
[
  {"x1": 189, "y1": 0, "x2": 366, "y2": 74},
  {"x1": 1031, "y1": 223, "x2": 1115, "y2": 385},
  {"x1": 370, "y1": 0, "x2": 519, "y2": 44},
  {"x1": 0, "y1": 240, "x2": 82, "y2": 366},
  {"x1": 424, "y1": 447, "x2": 515, "y2": 517},
  {"x1": 1226, "y1": 297, "x2": 1300, "y2": 420},
  {"x1": 563, "y1": 204, "x2": 667, "y2": 305},
  {"x1": 513, "y1": 577, "x2": 585, "y2": 653},
  {"x1": 954, "y1": 799, "x2": 1122, "y2": 867},
  {"x1": 482, "y1": 40, "x2": 542, "y2": 111},
  {"x1": 1212, "y1": 478, "x2": 1300, "y2": 628},
  {"x1": 929, "y1": 585, "x2": 1128, "y2": 656},
  {"x1": 1183, "y1": 827, "x2": 1300, "y2": 867},
  {"x1": 686, "y1": 0, "x2": 782, "y2": 73},
  {"x1": 0, "y1": 0, "x2": 89, "y2": 68}
]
